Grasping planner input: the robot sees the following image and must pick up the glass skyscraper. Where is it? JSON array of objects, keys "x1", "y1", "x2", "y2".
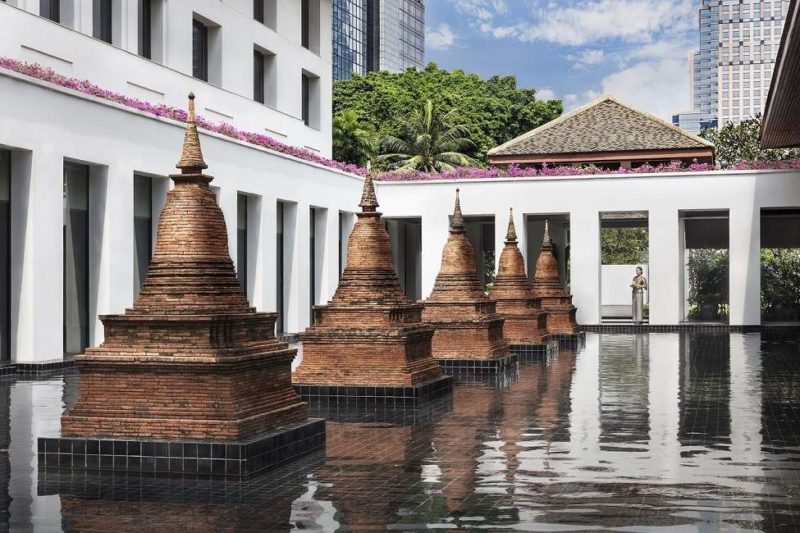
[
  {"x1": 673, "y1": 0, "x2": 790, "y2": 134},
  {"x1": 333, "y1": 0, "x2": 425, "y2": 81},
  {"x1": 332, "y1": 0, "x2": 368, "y2": 81}
]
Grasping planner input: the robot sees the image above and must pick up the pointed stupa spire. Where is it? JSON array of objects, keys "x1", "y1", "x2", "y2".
[
  {"x1": 542, "y1": 219, "x2": 553, "y2": 248},
  {"x1": 176, "y1": 93, "x2": 208, "y2": 174},
  {"x1": 359, "y1": 173, "x2": 379, "y2": 213},
  {"x1": 505, "y1": 208, "x2": 518, "y2": 243},
  {"x1": 450, "y1": 188, "x2": 465, "y2": 232}
]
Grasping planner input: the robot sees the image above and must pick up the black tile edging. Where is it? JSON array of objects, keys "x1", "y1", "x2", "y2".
[
  {"x1": 37, "y1": 418, "x2": 325, "y2": 479},
  {"x1": 295, "y1": 375, "x2": 454, "y2": 406},
  {"x1": 581, "y1": 324, "x2": 788, "y2": 333},
  {"x1": 437, "y1": 353, "x2": 518, "y2": 373}
]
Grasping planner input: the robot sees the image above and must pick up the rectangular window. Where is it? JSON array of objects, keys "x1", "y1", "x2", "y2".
[
  {"x1": 192, "y1": 19, "x2": 209, "y2": 81},
  {"x1": 40, "y1": 0, "x2": 60, "y2": 22},
  {"x1": 133, "y1": 174, "x2": 152, "y2": 298},
  {"x1": 63, "y1": 162, "x2": 90, "y2": 356},
  {"x1": 301, "y1": 74, "x2": 310, "y2": 125},
  {"x1": 276, "y1": 201, "x2": 284, "y2": 335},
  {"x1": 138, "y1": 0, "x2": 152, "y2": 58},
  {"x1": 237, "y1": 194, "x2": 248, "y2": 294},
  {"x1": 93, "y1": 0, "x2": 113, "y2": 43},
  {"x1": 301, "y1": 0, "x2": 309, "y2": 49},
  {"x1": 0, "y1": 150, "x2": 10, "y2": 361},
  {"x1": 254, "y1": 0, "x2": 264, "y2": 22},
  {"x1": 254, "y1": 49, "x2": 265, "y2": 104}
]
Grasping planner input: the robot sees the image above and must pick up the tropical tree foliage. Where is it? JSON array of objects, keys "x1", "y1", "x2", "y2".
[
  {"x1": 377, "y1": 100, "x2": 476, "y2": 172},
  {"x1": 332, "y1": 109, "x2": 376, "y2": 166},
  {"x1": 333, "y1": 63, "x2": 562, "y2": 165},
  {"x1": 700, "y1": 114, "x2": 800, "y2": 167},
  {"x1": 761, "y1": 248, "x2": 800, "y2": 321},
  {"x1": 601, "y1": 228, "x2": 648, "y2": 265}
]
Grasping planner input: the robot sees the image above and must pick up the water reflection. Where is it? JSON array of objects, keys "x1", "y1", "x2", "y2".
[{"x1": 3, "y1": 331, "x2": 800, "y2": 530}]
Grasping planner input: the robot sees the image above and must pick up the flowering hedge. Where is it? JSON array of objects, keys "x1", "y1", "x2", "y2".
[
  {"x1": 4, "y1": 56, "x2": 800, "y2": 183},
  {"x1": 377, "y1": 159, "x2": 800, "y2": 182},
  {"x1": 0, "y1": 57, "x2": 367, "y2": 176}
]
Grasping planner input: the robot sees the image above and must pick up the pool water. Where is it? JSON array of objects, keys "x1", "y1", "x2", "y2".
[{"x1": 3, "y1": 331, "x2": 800, "y2": 531}]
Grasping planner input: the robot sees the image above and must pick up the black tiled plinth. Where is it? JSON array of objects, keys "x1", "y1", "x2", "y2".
[
  {"x1": 437, "y1": 353, "x2": 518, "y2": 373},
  {"x1": 294, "y1": 375, "x2": 453, "y2": 407},
  {"x1": 583, "y1": 324, "x2": 763, "y2": 333},
  {"x1": 510, "y1": 339, "x2": 559, "y2": 359},
  {"x1": 551, "y1": 331, "x2": 586, "y2": 350},
  {"x1": 37, "y1": 418, "x2": 325, "y2": 478}
]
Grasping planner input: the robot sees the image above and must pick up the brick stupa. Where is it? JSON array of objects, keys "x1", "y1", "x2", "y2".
[
  {"x1": 294, "y1": 174, "x2": 452, "y2": 404},
  {"x1": 39, "y1": 95, "x2": 324, "y2": 477},
  {"x1": 531, "y1": 220, "x2": 579, "y2": 335},
  {"x1": 422, "y1": 189, "x2": 512, "y2": 371},
  {"x1": 489, "y1": 209, "x2": 551, "y2": 353}
]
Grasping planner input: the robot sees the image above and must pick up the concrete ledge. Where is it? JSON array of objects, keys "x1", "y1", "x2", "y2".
[
  {"x1": 37, "y1": 418, "x2": 325, "y2": 478},
  {"x1": 294, "y1": 375, "x2": 453, "y2": 407},
  {"x1": 436, "y1": 354, "x2": 518, "y2": 373}
]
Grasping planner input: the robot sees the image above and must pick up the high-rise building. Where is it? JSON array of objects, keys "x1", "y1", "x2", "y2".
[
  {"x1": 673, "y1": 0, "x2": 791, "y2": 134},
  {"x1": 333, "y1": 0, "x2": 425, "y2": 81},
  {"x1": 333, "y1": 0, "x2": 368, "y2": 80}
]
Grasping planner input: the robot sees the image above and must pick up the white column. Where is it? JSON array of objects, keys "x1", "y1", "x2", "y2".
[
  {"x1": 90, "y1": 164, "x2": 135, "y2": 347},
  {"x1": 648, "y1": 333, "x2": 680, "y2": 479},
  {"x1": 285, "y1": 201, "x2": 310, "y2": 333},
  {"x1": 217, "y1": 184, "x2": 238, "y2": 275},
  {"x1": 570, "y1": 209, "x2": 601, "y2": 325},
  {"x1": 319, "y1": 207, "x2": 338, "y2": 304},
  {"x1": 13, "y1": 151, "x2": 62, "y2": 362},
  {"x1": 245, "y1": 194, "x2": 263, "y2": 306},
  {"x1": 252, "y1": 196, "x2": 276, "y2": 312},
  {"x1": 339, "y1": 211, "x2": 355, "y2": 275},
  {"x1": 420, "y1": 212, "x2": 448, "y2": 299},
  {"x1": 729, "y1": 206, "x2": 761, "y2": 325},
  {"x1": 648, "y1": 208, "x2": 681, "y2": 325}
]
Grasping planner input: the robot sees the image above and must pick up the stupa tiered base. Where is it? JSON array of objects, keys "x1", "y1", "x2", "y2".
[
  {"x1": 296, "y1": 174, "x2": 452, "y2": 403},
  {"x1": 38, "y1": 95, "x2": 322, "y2": 477},
  {"x1": 532, "y1": 220, "x2": 580, "y2": 335},
  {"x1": 423, "y1": 190, "x2": 512, "y2": 372}
]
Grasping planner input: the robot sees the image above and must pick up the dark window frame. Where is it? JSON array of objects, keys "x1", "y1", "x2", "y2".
[
  {"x1": 40, "y1": 0, "x2": 60, "y2": 23},
  {"x1": 253, "y1": 49, "x2": 265, "y2": 104},
  {"x1": 93, "y1": 0, "x2": 113, "y2": 43},
  {"x1": 138, "y1": 0, "x2": 152, "y2": 58},
  {"x1": 192, "y1": 19, "x2": 209, "y2": 81}
]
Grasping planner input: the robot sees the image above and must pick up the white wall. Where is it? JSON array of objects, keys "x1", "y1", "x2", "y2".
[
  {"x1": 375, "y1": 168, "x2": 800, "y2": 327},
  {"x1": 0, "y1": 70, "x2": 359, "y2": 362},
  {"x1": 601, "y1": 265, "x2": 650, "y2": 306},
  {"x1": 0, "y1": 0, "x2": 333, "y2": 155}
]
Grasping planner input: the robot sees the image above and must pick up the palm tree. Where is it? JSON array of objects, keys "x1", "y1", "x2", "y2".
[
  {"x1": 378, "y1": 100, "x2": 477, "y2": 172},
  {"x1": 332, "y1": 110, "x2": 375, "y2": 167}
]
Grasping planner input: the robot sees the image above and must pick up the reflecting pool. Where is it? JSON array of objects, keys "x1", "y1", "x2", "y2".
[{"x1": 3, "y1": 331, "x2": 800, "y2": 531}]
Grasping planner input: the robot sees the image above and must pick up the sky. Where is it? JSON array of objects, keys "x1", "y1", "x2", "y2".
[{"x1": 424, "y1": 0, "x2": 700, "y2": 121}]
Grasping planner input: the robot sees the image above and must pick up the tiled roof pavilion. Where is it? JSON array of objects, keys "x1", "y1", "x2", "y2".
[{"x1": 488, "y1": 95, "x2": 715, "y2": 168}]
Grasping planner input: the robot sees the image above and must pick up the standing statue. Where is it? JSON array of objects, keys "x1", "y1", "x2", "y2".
[{"x1": 631, "y1": 266, "x2": 648, "y2": 324}]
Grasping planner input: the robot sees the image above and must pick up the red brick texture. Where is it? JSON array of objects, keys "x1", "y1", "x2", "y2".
[
  {"x1": 62, "y1": 95, "x2": 308, "y2": 441},
  {"x1": 531, "y1": 221, "x2": 579, "y2": 334},
  {"x1": 295, "y1": 175, "x2": 443, "y2": 387},
  {"x1": 422, "y1": 190, "x2": 510, "y2": 361},
  {"x1": 489, "y1": 210, "x2": 549, "y2": 344}
]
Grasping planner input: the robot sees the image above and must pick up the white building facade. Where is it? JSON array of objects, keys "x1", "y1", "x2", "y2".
[
  {"x1": 0, "y1": 0, "x2": 366, "y2": 365},
  {"x1": 375, "y1": 170, "x2": 800, "y2": 328}
]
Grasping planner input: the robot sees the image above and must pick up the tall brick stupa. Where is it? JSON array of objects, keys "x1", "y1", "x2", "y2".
[
  {"x1": 489, "y1": 210, "x2": 550, "y2": 352},
  {"x1": 39, "y1": 95, "x2": 324, "y2": 477},
  {"x1": 422, "y1": 190, "x2": 511, "y2": 371},
  {"x1": 294, "y1": 174, "x2": 452, "y2": 404},
  {"x1": 531, "y1": 220, "x2": 579, "y2": 335}
]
